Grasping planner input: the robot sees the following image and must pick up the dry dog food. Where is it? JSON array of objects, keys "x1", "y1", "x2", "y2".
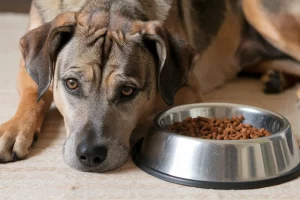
[{"x1": 167, "y1": 116, "x2": 272, "y2": 140}]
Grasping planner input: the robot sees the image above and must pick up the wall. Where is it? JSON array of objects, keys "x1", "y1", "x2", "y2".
[{"x1": 0, "y1": 0, "x2": 31, "y2": 13}]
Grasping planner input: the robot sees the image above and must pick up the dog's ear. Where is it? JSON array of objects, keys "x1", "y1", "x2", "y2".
[
  {"x1": 142, "y1": 21, "x2": 197, "y2": 105},
  {"x1": 20, "y1": 12, "x2": 76, "y2": 100}
]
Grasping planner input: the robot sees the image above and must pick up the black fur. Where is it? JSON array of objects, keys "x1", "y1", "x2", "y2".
[
  {"x1": 237, "y1": 19, "x2": 293, "y2": 68},
  {"x1": 263, "y1": 70, "x2": 282, "y2": 94},
  {"x1": 189, "y1": 0, "x2": 226, "y2": 51}
]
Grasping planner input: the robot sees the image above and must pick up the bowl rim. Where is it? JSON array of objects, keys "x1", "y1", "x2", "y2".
[{"x1": 153, "y1": 102, "x2": 291, "y2": 144}]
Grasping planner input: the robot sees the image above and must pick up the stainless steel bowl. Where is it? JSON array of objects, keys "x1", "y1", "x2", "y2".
[{"x1": 133, "y1": 103, "x2": 300, "y2": 189}]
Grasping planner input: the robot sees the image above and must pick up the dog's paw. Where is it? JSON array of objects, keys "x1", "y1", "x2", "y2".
[
  {"x1": 261, "y1": 70, "x2": 285, "y2": 94},
  {"x1": 0, "y1": 116, "x2": 36, "y2": 162}
]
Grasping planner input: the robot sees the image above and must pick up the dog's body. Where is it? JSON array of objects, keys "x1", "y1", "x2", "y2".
[
  {"x1": 0, "y1": 0, "x2": 300, "y2": 172},
  {"x1": 32, "y1": 0, "x2": 243, "y2": 94}
]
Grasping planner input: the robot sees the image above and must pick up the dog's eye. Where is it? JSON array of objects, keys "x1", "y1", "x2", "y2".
[
  {"x1": 121, "y1": 87, "x2": 134, "y2": 96},
  {"x1": 66, "y1": 79, "x2": 78, "y2": 91},
  {"x1": 117, "y1": 86, "x2": 139, "y2": 103}
]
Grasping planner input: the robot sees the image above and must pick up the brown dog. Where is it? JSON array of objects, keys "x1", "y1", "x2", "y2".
[{"x1": 0, "y1": 0, "x2": 299, "y2": 172}]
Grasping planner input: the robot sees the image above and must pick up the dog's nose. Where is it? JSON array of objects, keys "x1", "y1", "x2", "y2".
[{"x1": 76, "y1": 143, "x2": 107, "y2": 167}]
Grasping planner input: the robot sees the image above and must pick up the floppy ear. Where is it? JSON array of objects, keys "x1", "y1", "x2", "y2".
[
  {"x1": 142, "y1": 21, "x2": 197, "y2": 105},
  {"x1": 20, "y1": 12, "x2": 76, "y2": 100}
]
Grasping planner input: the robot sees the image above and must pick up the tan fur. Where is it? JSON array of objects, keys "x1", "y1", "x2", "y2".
[
  {"x1": 243, "y1": 0, "x2": 300, "y2": 62},
  {"x1": 161, "y1": 0, "x2": 187, "y2": 40},
  {"x1": 192, "y1": 1, "x2": 243, "y2": 93},
  {"x1": 0, "y1": 4, "x2": 54, "y2": 162},
  {"x1": 245, "y1": 59, "x2": 300, "y2": 76}
]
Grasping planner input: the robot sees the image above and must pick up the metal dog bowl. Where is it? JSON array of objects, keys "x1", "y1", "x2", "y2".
[{"x1": 133, "y1": 103, "x2": 300, "y2": 189}]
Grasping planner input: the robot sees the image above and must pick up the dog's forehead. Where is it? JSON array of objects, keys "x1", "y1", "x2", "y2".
[
  {"x1": 75, "y1": 4, "x2": 147, "y2": 37},
  {"x1": 57, "y1": 5, "x2": 153, "y2": 83},
  {"x1": 56, "y1": 36, "x2": 100, "y2": 82},
  {"x1": 76, "y1": 9, "x2": 109, "y2": 32}
]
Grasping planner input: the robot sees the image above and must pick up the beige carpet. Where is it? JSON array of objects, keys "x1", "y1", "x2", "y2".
[{"x1": 1, "y1": 13, "x2": 300, "y2": 200}]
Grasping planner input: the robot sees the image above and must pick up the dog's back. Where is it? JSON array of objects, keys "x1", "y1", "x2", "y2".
[
  {"x1": 177, "y1": 0, "x2": 244, "y2": 92},
  {"x1": 176, "y1": 0, "x2": 300, "y2": 93}
]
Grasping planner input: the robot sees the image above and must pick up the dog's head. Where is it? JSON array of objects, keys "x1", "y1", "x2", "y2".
[{"x1": 20, "y1": 11, "x2": 196, "y2": 172}]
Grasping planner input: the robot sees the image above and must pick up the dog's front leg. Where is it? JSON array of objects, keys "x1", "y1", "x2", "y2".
[
  {"x1": 0, "y1": 2, "x2": 52, "y2": 162},
  {"x1": 0, "y1": 58, "x2": 53, "y2": 162}
]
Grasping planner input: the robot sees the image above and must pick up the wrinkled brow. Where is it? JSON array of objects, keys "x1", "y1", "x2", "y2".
[{"x1": 61, "y1": 64, "x2": 98, "y2": 83}]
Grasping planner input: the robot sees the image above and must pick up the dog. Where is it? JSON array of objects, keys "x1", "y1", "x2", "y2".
[{"x1": 0, "y1": 0, "x2": 299, "y2": 172}]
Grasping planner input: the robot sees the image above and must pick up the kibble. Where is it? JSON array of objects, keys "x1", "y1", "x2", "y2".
[{"x1": 167, "y1": 116, "x2": 272, "y2": 140}]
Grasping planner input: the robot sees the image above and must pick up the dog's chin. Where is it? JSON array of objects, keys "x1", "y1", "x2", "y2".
[{"x1": 62, "y1": 138, "x2": 130, "y2": 173}]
